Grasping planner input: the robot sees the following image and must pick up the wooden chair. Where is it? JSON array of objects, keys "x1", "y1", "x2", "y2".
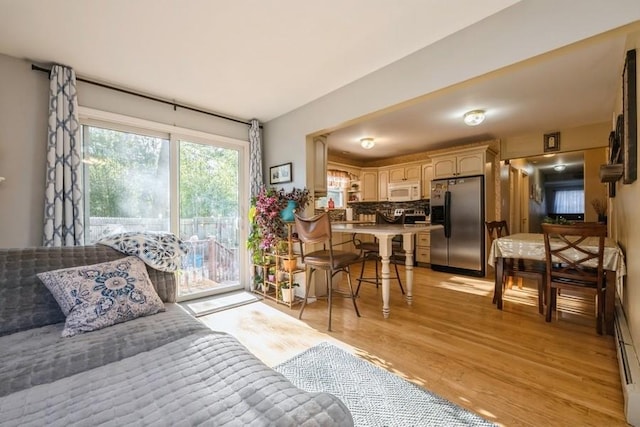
[
  {"x1": 541, "y1": 223, "x2": 607, "y2": 334},
  {"x1": 485, "y1": 220, "x2": 545, "y2": 314},
  {"x1": 353, "y1": 211, "x2": 405, "y2": 296},
  {"x1": 294, "y1": 212, "x2": 362, "y2": 331}
]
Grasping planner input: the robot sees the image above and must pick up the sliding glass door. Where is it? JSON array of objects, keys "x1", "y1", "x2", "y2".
[
  {"x1": 83, "y1": 126, "x2": 171, "y2": 240},
  {"x1": 82, "y1": 121, "x2": 246, "y2": 301},
  {"x1": 177, "y1": 139, "x2": 241, "y2": 299}
]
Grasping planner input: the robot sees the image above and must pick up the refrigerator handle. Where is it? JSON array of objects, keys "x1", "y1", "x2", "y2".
[{"x1": 444, "y1": 190, "x2": 451, "y2": 238}]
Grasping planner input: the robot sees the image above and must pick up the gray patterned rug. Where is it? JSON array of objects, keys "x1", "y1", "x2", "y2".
[{"x1": 274, "y1": 342, "x2": 495, "y2": 427}]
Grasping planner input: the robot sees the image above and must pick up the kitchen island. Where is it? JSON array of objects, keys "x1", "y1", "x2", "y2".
[{"x1": 332, "y1": 222, "x2": 442, "y2": 318}]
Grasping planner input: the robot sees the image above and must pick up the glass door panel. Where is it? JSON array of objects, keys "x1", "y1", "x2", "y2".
[
  {"x1": 178, "y1": 140, "x2": 241, "y2": 299},
  {"x1": 83, "y1": 126, "x2": 170, "y2": 242}
]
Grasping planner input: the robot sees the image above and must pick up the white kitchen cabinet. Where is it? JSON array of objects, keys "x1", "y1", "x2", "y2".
[
  {"x1": 361, "y1": 170, "x2": 378, "y2": 201},
  {"x1": 378, "y1": 169, "x2": 389, "y2": 201},
  {"x1": 347, "y1": 180, "x2": 361, "y2": 202},
  {"x1": 416, "y1": 231, "x2": 431, "y2": 266},
  {"x1": 389, "y1": 164, "x2": 421, "y2": 183},
  {"x1": 421, "y1": 162, "x2": 433, "y2": 199},
  {"x1": 313, "y1": 136, "x2": 328, "y2": 193},
  {"x1": 431, "y1": 149, "x2": 485, "y2": 179}
]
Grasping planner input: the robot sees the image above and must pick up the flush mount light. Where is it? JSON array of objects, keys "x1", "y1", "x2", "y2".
[
  {"x1": 553, "y1": 164, "x2": 566, "y2": 172},
  {"x1": 463, "y1": 110, "x2": 485, "y2": 126},
  {"x1": 360, "y1": 138, "x2": 375, "y2": 149}
]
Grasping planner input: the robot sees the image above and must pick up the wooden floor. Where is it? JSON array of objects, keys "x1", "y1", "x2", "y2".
[{"x1": 199, "y1": 265, "x2": 627, "y2": 427}]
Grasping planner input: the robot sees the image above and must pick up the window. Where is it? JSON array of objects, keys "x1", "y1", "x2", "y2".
[
  {"x1": 552, "y1": 189, "x2": 584, "y2": 213},
  {"x1": 80, "y1": 111, "x2": 247, "y2": 301}
]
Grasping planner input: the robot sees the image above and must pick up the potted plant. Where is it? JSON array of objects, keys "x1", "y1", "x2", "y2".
[
  {"x1": 278, "y1": 187, "x2": 311, "y2": 221},
  {"x1": 591, "y1": 198, "x2": 607, "y2": 224},
  {"x1": 248, "y1": 186, "x2": 311, "y2": 263},
  {"x1": 253, "y1": 273, "x2": 262, "y2": 289},
  {"x1": 248, "y1": 186, "x2": 285, "y2": 254},
  {"x1": 282, "y1": 257, "x2": 297, "y2": 271},
  {"x1": 280, "y1": 282, "x2": 299, "y2": 303}
]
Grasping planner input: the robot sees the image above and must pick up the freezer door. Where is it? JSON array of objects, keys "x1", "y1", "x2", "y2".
[
  {"x1": 430, "y1": 224, "x2": 447, "y2": 266},
  {"x1": 429, "y1": 179, "x2": 448, "y2": 267},
  {"x1": 448, "y1": 176, "x2": 484, "y2": 272}
]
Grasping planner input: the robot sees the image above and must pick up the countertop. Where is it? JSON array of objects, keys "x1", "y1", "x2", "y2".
[
  {"x1": 332, "y1": 220, "x2": 375, "y2": 224},
  {"x1": 332, "y1": 223, "x2": 441, "y2": 234}
]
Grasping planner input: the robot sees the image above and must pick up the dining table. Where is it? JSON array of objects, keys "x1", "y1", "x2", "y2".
[
  {"x1": 488, "y1": 232, "x2": 626, "y2": 335},
  {"x1": 331, "y1": 222, "x2": 443, "y2": 318}
]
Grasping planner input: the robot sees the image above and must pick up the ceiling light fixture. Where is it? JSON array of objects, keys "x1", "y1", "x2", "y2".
[
  {"x1": 463, "y1": 110, "x2": 485, "y2": 126},
  {"x1": 360, "y1": 138, "x2": 375, "y2": 149},
  {"x1": 553, "y1": 164, "x2": 566, "y2": 172}
]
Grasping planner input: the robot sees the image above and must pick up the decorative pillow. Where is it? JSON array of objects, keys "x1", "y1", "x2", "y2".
[{"x1": 37, "y1": 256, "x2": 165, "y2": 337}]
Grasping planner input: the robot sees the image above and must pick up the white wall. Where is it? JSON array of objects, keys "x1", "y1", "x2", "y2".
[
  {"x1": 264, "y1": 1, "x2": 640, "y2": 192},
  {"x1": 0, "y1": 54, "x2": 250, "y2": 248},
  {"x1": 0, "y1": 54, "x2": 49, "y2": 247}
]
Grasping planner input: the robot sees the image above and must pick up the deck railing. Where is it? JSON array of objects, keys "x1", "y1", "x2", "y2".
[{"x1": 88, "y1": 216, "x2": 240, "y2": 292}]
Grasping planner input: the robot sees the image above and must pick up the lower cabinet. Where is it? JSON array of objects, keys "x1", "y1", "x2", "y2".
[{"x1": 416, "y1": 231, "x2": 431, "y2": 266}]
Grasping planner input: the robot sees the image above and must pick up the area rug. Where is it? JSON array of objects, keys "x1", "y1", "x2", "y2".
[
  {"x1": 274, "y1": 342, "x2": 495, "y2": 427},
  {"x1": 180, "y1": 291, "x2": 260, "y2": 317}
]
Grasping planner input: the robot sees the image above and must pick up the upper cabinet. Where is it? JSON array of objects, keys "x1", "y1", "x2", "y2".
[
  {"x1": 361, "y1": 169, "x2": 378, "y2": 201},
  {"x1": 389, "y1": 164, "x2": 421, "y2": 183},
  {"x1": 431, "y1": 148, "x2": 485, "y2": 179},
  {"x1": 313, "y1": 136, "x2": 328, "y2": 193},
  {"x1": 378, "y1": 169, "x2": 389, "y2": 201},
  {"x1": 421, "y1": 162, "x2": 433, "y2": 199}
]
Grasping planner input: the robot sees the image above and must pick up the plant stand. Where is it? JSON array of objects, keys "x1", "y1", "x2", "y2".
[{"x1": 252, "y1": 222, "x2": 304, "y2": 308}]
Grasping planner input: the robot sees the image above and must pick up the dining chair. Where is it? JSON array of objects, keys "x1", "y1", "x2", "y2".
[
  {"x1": 353, "y1": 211, "x2": 405, "y2": 296},
  {"x1": 294, "y1": 211, "x2": 362, "y2": 331},
  {"x1": 541, "y1": 223, "x2": 607, "y2": 334},
  {"x1": 485, "y1": 220, "x2": 545, "y2": 314}
]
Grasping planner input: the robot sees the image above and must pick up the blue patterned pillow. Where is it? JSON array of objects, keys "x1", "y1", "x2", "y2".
[{"x1": 37, "y1": 257, "x2": 165, "y2": 337}]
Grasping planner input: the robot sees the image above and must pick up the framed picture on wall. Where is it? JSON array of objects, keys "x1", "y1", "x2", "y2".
[
  {"x1": 623, "y1": 49, "x2": 637, "y2": 184},
  {"x1": 269, "y1": 162, "x2": 292, "y2": 184},
  {"x1": 543, "y1": 132, "x2": 560, "y2": 152}
]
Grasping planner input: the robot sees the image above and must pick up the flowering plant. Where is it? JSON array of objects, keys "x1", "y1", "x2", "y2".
[
  {"x1": 248, "y1": 187, "x2": 286, "y2": 257},
  {"x1": 248, "y1": 186, "x2": 311, "y2": 263},
  {"x1": 278, "y1": 187, "x2": 311, "y2": 209}
]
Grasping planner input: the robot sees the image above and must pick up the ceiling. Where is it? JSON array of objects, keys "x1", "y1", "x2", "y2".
[
  {"x1": 0, "y1": 0, "x2": 519, "y2": 122},
  {"x1": 519, "y1": 151, "x2": 585, "y2": 180},
  {"x1": 0, "y1": 1, "x2": 636, "y2": 165},
  {"x1": 326, "y1": 28, "x2": 630, "y2": 161}
]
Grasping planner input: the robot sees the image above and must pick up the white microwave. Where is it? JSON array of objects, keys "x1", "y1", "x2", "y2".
[{"x1": 388, "y1": 181, "x2": 421, "y2": 201}]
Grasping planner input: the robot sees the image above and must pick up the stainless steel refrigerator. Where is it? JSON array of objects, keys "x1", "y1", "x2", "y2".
[{"x1": 430, "y1": 175, "x2": 485, "y2": 277}]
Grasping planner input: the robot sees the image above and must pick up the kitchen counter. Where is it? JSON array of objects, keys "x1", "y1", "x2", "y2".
[{"x1": 332, "y1": 220, "x2": 375, "y2": 224}]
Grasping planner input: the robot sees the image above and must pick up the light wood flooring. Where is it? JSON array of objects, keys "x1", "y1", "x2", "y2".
[{"x1": 199, "y1": 264, "x2": 627, "y2": 427}]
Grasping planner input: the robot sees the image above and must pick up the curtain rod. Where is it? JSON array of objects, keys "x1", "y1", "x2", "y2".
[{"x1": 31, "y1": 64, "x2": 256, "y2": 127}]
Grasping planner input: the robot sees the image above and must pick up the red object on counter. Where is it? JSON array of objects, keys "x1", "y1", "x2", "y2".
[{"x1": 328, "y1": 198, "x2": 335, "y2": 209}]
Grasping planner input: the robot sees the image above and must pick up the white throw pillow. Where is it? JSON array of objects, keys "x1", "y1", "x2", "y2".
[{"x1": 37, "y1": 256, "x2": 165, "y2": 337}]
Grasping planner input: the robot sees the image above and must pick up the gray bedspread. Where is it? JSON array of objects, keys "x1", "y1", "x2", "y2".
[
  {"x1": 0, "y1": 332, "x2": 353, "y2": 426},
  {"x1": 0, "y1": 304, "x2": 212, "y2": 398},
  {"x1": 0, "y1": 245, "x2": 353, "y2": 426}
]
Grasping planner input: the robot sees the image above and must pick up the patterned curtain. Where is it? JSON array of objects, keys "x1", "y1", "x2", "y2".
[
  {"x1": 43, "y1": 65, "x2": 84, "y2": 247},
  {"x1": 249, "y1": 119, "x2": 263, "y2": 198}
]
